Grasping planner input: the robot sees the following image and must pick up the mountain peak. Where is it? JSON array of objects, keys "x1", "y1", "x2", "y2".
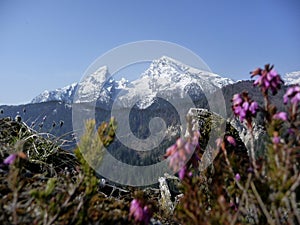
[
  {"x1": 141, "y1": 55, "x2": 234, "y2": 89},
  {"x1": 74, "y1": 65, "x2": 110, "y2": 103}
]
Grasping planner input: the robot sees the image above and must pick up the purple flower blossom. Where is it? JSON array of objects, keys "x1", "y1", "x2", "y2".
[
  {"x1": 249, "y1": 102, "x2": 258, "y2": 114},
  {"x1": 129, "y1": 199, "x2": 151, "y2": 224},
  {"x1": 273, "y1": 112, "x2": 288, "y2": 121},
  {"x1": 288, "y1": 128, "x2": 295, "y2": 135},
  {"x1": 247, "y1": 167, "x2": 254, "y2": 174},
  {"x1": 178, "y1": 166, "x2": 187, "y2": 180},
  {"x1": 272, "y1": 132, "x2": 280, "y2": 145},
  {"x1": 165, "y1": 132, "x2": 200, "y2": 172},
  {"x1": 3, "y1": 154, "x2": 17, "y2": 165},
  {"x1": 291, "y1": 93, "x2": 300, "y2": 104},
  {"x1": 191, "y1": 130, "x2": 200, "y2": 145},
  {"x1": 251, "y1": 65, "x2": 283, "y2": 95},
  {"x1": 142, "y1": 206, "x2": 151, "y2": 224},
  {"x1": 130, "y1": 199, "x2": 144, "y2": 222},
  {"x1": 234, "y1": 106, "x2": 246, "y2": 121},
  {"x1": 284, "y1": 85, "x2": 300, "y2": 106},
  {"x1": 226, "y1": 136, "x2": 236, "y2": 146},
  {"x1": 230, "y1": 202, "x2": 238, "y2": 211},
  {"x1": 232, "y1": 94, "x2": 243, "y2": 105},
  {"x1": 272, "y1": 136, "x2": 280, "y2": 145},
  {"x1": 232, "y1": 92, "x2": 258, "y2": 122},
  {"x1": 235, "y1": 173, "x2": 241, "y2": 181}
]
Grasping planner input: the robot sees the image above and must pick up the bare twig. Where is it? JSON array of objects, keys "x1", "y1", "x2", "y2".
[
  {"x1": 290, "y1": 192, "x2": 300, "y2": 224},
  {"x1": 230, "y1": 173, "x2": 252, "y2": 225},
  {"x1": 251, "y1": 181, "x2": 274, "y2": 225}
]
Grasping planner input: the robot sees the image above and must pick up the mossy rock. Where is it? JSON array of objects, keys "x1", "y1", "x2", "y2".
[{"x1": 186, "y1": 108, "x2": 249, "y2": 174}]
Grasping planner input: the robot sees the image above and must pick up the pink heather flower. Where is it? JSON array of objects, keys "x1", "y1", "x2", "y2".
[
  {"x1": 235, "y1": 173, "x2": 241, "y2": 181},
  {"x1": 184, "y1": 142, "x2": 194, "y2": 155},
  {"x1": 251, "y1": 65, "x2": 283, "y2": 95},
  {"x1": 242, "y1": 101, "x2": 249, "y2": 111},
  {"x1": 272, "y1": 136, "x2": 280, "y2": 145},
  {"x1": 176, "y1": 138, "x2": 185, "y2": 148},
  {"x1": 232, "y1": 94, "x2": 243, "y2": 105},
  {"x1": 273, "y1": 112, "x2": 288, "y2": 121},
  {"x1": 129, "y1": 199, "x2": 151, "y2": 224},
  {"x1": 178, "y1": 166, "x2": 187, "y2": 180},
  {"x1": 230, "y1": 202, "x2": 238, "y2": 211},
  {"x1": 226, "y1": 136, "x2": 236, "y2": 146},
  {"x1": 165, "y1": 145, "x2": 177, "y2": 157},
  {"x1": 142, "y1": 206, "x2": 151, "y2": 224},
  {"x1": 284, "y1": 85, "x2": 300, "y2": 105},
  {"x1": 249, "y1": 102, "x2": 258, "y2": 114},
  {"x1": 165, "y1": 132, "x2": 199, "y2": 172},
  {"x1": 232, "y1": 92, "x2": 258, "y2": 122},
  {"x1": 291, "y1": 92, "x2": 300, "y2": 104},
  {"x1": 165, "y1": 144, "x2": 185, "y2": 172},
  {"x1": 272, "y1": 132, "x2": 280, "y2": 145},
  {"x1": 191, "y1": 130, "x2": 200, "y2": 145},
  {"x1": 234, "y1": 106, "x2": 246, "y2": 121},
  {"x1": 130, "y1": 199, "x2": 144, "y2": 222},
  {"x1": 4, "y1": 154, "x2": 17, "y2": 165}
]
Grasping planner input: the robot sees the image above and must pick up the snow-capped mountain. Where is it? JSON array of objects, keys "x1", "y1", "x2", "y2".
[
  {"x1": 283, "y1": 71, "x2": 300, "y2": 85},
  {"x1": 31, "y1": 56, "x2": 235, "y2": 109},
  {"x1": 74, "y1": 66, "x2": 113, "y2": 104},
  {"x1": 111, "y1": 56, "x2": 234, "y2": 109},
  {"x1": 31, "y1": 82, "x2": 78, "y2": 104}
]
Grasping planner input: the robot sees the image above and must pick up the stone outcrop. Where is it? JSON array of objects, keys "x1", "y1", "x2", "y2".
[{"x1": 186, "y1": 108, "x2": 249, "y2": 171}]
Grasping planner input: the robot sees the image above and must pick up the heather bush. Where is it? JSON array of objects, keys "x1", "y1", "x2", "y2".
[
  {"x1": 166, "y1": 65, "x2": 300, "y2": 224},
  {"x1": 0, "y1": 118, "x2": 128, "y2": 224}
]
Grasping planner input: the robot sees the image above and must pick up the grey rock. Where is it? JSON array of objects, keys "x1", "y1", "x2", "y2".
[
  {"x1": 158, "y1": 176, "x2": 174, "y2": 215},
  {"x1": 186, "y1": 108, "x2": 249, "y2": 171},
  {"x1": 229, "y1": 118, "x2": 267, "y2": 158}
]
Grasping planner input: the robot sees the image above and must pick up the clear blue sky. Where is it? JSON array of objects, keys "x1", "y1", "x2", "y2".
[{"x1": 1, "y1": 0, "x2": 299, "y2": 105}]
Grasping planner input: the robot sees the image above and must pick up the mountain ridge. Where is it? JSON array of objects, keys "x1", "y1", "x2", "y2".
[
  {"x1": 31, "y1": 56, "x2": 235, "y2": 108},
  {"x1": 30, "y1": 58, "x2": 299, "y2": 110}
]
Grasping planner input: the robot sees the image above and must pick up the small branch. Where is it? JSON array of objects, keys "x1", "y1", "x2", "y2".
[
  {"x1": 71, "y1": 196, "x2": 84, "y2": 224},
  {"x1": 251, "y1": 181, "x2": 274, "y2": 225},
  {"x1": 290, "y1": 173, "x2": 300, "y2": 192},
  {"x1": 12, "y1": 190, "x2": 18, "y2": 225},
  {"x1": 230, "y1": 173, "x2": 252, "y2": 225},
  {"x1": 282, "y1": 147, "x2": 291, "y2": 184},
  {"x1": 291, "y1": 192, "x2": 300, "y2": 224},
  {"x1": 249, "y1": 129, "x2": 259, "y2": 178},
  {"x1": 271, "y1": 204, "x2": 280, "y2": 225}
]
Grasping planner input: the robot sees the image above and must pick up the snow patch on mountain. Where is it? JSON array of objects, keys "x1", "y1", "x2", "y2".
[
  {"x1": 284, "y1": 71, "x2": 300, "y2": 85},
  {"x1": 115, "y1": 78, "x2": 129, "y2": 89}
]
